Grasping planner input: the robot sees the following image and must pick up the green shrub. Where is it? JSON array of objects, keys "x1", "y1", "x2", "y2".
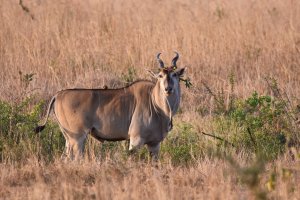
[
  {"x1": 232, "y1": 92, "x2": 287, "y2": 157},
  {"x1": 202, "y1": 74, "x2": 300, "y2": 160},
  {"x1": 161, "y1": 122, "x2": 203, "y2": 165},
  {"x1": 0, "y1": 98, "x2": 64, "y2": 162},
  {"x1": 212, "y1": 91, "x2": 290, "y2": 160}
]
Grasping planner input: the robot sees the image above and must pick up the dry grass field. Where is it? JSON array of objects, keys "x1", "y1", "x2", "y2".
[
  {"x1": 0, "y1": 155, "x2": 298, "y2": 199},
  {"x1": 1, "y1": 0, "x2": 300, "y2": 199}
]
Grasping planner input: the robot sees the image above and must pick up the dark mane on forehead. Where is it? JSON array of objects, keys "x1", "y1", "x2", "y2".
[
  {"x1": 162, "y1": 69, "x2": 169, "y2": 74},
  {"x1": 162, "y1": 68, "x2": 174, "y2": 74}
]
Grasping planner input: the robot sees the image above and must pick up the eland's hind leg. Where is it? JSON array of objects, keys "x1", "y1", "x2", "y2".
[
  {"x1": 59, "y1": 126, "x2": 71, "y2": 161},
  {"x1": 68, "y1": 134, "x2": 88, "y2": 160},
  {"x1": 59, "y1": 126, "x2": 87, "y2": 161},
  {"x1": 61, "y1": 139, "x2": 70, "y2": 161}
]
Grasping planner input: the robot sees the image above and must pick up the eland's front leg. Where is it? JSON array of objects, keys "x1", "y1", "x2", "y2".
[
  {"x1": 128, "y1": 135, "x2": 145, "y2": 152},
  {"x1": 147, "y1": 143, "x2": 160, "y2": 160}
]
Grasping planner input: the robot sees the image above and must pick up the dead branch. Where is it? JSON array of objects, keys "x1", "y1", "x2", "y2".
[
  {"x1": 246, "y1": 127, "x2": 257, "y2": 149},
  {"x1": 19, "y1": 0, "x2": 35, "y2": 20}
]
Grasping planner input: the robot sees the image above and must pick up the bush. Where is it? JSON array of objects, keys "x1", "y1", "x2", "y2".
[
  {"x1": 0, "y1": 98, "x2": 64, "y2": 162},
  {"x1": 205, "y1": 78, "x2": 299, "y2": 159}
]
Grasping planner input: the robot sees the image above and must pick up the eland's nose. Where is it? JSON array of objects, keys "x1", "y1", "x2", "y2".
[{"x1": 165, "y1": 87, "x2": 172, "y2": 93}]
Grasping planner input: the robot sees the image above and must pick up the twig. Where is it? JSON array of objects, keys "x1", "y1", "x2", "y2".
[
  {"x1": 265, "y1": 77, "x2": 279, "y2": 97},
  {"x1": 201, "y1": 131, "x2": 235, "y2": 147},
  {"x1": 247, "y1": 127, "x2": 257, "y2": 149},
  {"x1": 49, "y1": 130, "x2": 54, "y2": 157},
  {"x1": 19, "y1": 0, "x2": 35, "y2": 20}
]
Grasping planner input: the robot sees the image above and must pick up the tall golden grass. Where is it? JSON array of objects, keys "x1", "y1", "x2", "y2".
[
  {"x1": 0, "y1": 0, "x2": 300, "y2": 199},
  {"x1": 1, "y1": 0, "x2": 300, "y2": 102},
  {"x1": 1, "y1": 155, "x2": 299, "y2": 199}
]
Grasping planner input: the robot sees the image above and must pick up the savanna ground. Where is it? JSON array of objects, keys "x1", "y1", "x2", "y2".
[{"x1": 1, "y1": 0, "x2": 300, "y2": 199}]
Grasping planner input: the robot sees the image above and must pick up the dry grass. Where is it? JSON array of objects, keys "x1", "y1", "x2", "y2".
[
  {"x1": 1, "y1": 0, "x2": 300, "y2": 199},
  {"x1": 0, "y1": 155, "x2": 299, "y2": 200}
]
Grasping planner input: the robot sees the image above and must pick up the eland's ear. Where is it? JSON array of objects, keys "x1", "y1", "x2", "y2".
[
  {"x1": 146, "y1": 69, "x2": 158, "y2": 79},
  {"x1": 175, "y1": 67, "x2": 187, "y2": 77}
]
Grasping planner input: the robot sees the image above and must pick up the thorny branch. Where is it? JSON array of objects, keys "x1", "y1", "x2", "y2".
[{"x1": 201, "y1": 131, "x2": 235, "y2": 147}]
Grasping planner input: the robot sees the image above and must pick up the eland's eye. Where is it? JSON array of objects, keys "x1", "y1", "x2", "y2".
[{"x1": 158, "y1": 74, "x2": 163, "y2": 78}]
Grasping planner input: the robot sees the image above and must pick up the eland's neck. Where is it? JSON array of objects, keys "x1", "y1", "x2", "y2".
[{"x1": 151, "y1": 82, "x2": 181, "y2": 118}]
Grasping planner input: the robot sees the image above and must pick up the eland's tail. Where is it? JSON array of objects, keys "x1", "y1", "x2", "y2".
[{"x1": 34, "y1": 95, "x2": 56, "y2": 133}]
